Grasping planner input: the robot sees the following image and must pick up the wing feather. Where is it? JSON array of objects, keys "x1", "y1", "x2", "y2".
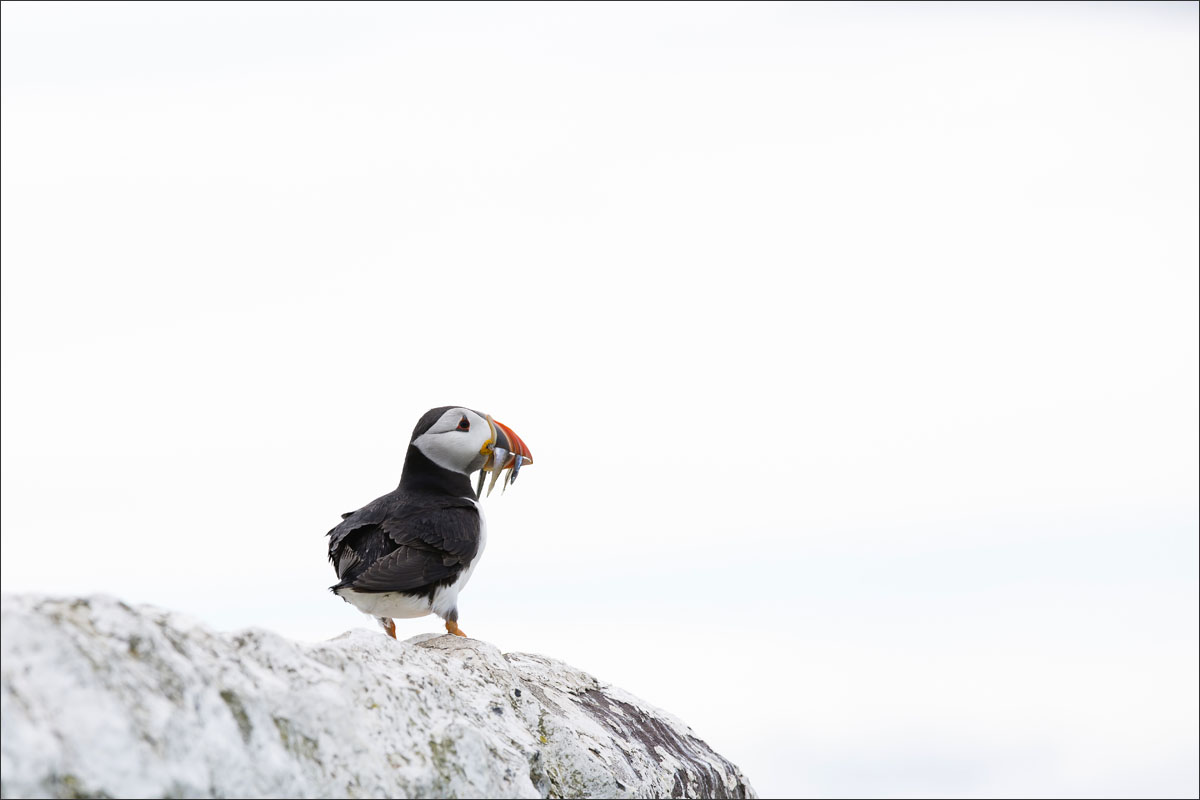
[{"x1": 327, "y1": 495, "x2": 480, "y2": 595}]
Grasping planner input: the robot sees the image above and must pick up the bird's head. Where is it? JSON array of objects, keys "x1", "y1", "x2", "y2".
[{"x1": 408, "y1": 406, "x2": 533, "y2": 497}]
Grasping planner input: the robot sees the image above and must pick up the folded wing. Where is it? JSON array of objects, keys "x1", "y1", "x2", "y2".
[{"x1": 327, "y1": 495, "x2": 480, "y2": 595}]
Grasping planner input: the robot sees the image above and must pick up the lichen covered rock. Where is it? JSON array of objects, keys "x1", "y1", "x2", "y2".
[{"x1": 0, "y1": 595, "x2": 754, "y2": 799}]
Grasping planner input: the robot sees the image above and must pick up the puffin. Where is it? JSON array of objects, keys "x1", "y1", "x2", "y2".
[{"x1": 326, "y1": 406, "x2": 532, "y2": 638}]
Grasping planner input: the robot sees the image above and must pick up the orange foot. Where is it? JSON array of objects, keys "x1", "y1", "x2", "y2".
[
  {"x1": 445, "y1": 619, "x2": 467, "y2": 637},
  {"x1": 380, "y1": 617, "x2": 396, "y2": 639}
]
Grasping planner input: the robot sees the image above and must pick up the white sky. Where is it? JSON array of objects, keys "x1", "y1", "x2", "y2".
[{"x1": 2, "y1": 2, "x2": 1197, "y2": 797}]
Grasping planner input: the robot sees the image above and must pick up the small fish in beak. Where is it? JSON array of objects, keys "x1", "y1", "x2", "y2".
[
  {"x1": 486, "y1": 447, "x2": 509, "y2": 496},
  {"x1": 476, "y1": 415, "x2": 533, "y2": 499}
]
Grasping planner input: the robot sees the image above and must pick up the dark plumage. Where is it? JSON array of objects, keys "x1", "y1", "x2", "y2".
[{"x1": 327, "y1": 488, "x2": 480, "y2": 612}]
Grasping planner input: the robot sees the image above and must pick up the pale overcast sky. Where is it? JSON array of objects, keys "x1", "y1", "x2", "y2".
[{"x1": 2, "y1": 2, "x2": 1197, "y2": 798}]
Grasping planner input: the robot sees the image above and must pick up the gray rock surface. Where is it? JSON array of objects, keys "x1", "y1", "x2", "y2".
[{"x1": 0, "y1": 595, "x2": 754, "y2": 799}]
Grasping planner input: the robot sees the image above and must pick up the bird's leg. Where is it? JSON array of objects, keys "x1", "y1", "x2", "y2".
[
  {"x1": 379, "y1": 617, "x2": 396, "y2": 639},
  {"x1": 445, "y1": 619, "x2": 467, "y2": 637}
]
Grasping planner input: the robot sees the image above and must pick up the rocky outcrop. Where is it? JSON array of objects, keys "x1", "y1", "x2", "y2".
[{"x1": 0, "y1": 595, "x2": 754, "y2": 799}]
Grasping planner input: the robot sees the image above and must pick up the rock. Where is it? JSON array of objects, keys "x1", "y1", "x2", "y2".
[{"x1": 0, "y1": 595, "x2": 755, "y2": 799}]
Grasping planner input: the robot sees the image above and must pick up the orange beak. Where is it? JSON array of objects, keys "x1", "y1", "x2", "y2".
[
  {"x1": 477, "y1": 415, "x2": 533, "y2": 497},
  {"x1": 490, "y1": 418, "x2": 533, "y2": 467}
]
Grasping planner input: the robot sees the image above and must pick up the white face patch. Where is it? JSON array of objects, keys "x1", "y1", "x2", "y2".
[{"x1": 411, "y1": 408, "x2": 492, "y2": 475}]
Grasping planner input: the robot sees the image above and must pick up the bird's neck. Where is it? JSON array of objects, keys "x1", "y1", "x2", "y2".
[{"x1": 398, "y1": 445, "x2": 476, "y2": 498}]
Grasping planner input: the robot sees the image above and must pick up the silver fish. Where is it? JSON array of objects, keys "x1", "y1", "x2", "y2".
[
  {"x1": 475, "y1": 465, "x2": 487, "y2": 500},
  {"x1": 486, "y1": 447, "x2": 509, "y2": 497}
]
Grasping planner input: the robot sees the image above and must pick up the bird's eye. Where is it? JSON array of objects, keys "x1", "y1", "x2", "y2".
[{"x1": 456, "y1": 415, "x2": 470, "y2": 432}]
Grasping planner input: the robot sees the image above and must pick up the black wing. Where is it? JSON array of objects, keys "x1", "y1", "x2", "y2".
[
  {"x1": 327, "y1": 494, "x2": 480, "y2": 596},
  {"x1": 327, "y1": 494, "x2": 393, "y2": 565}
]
